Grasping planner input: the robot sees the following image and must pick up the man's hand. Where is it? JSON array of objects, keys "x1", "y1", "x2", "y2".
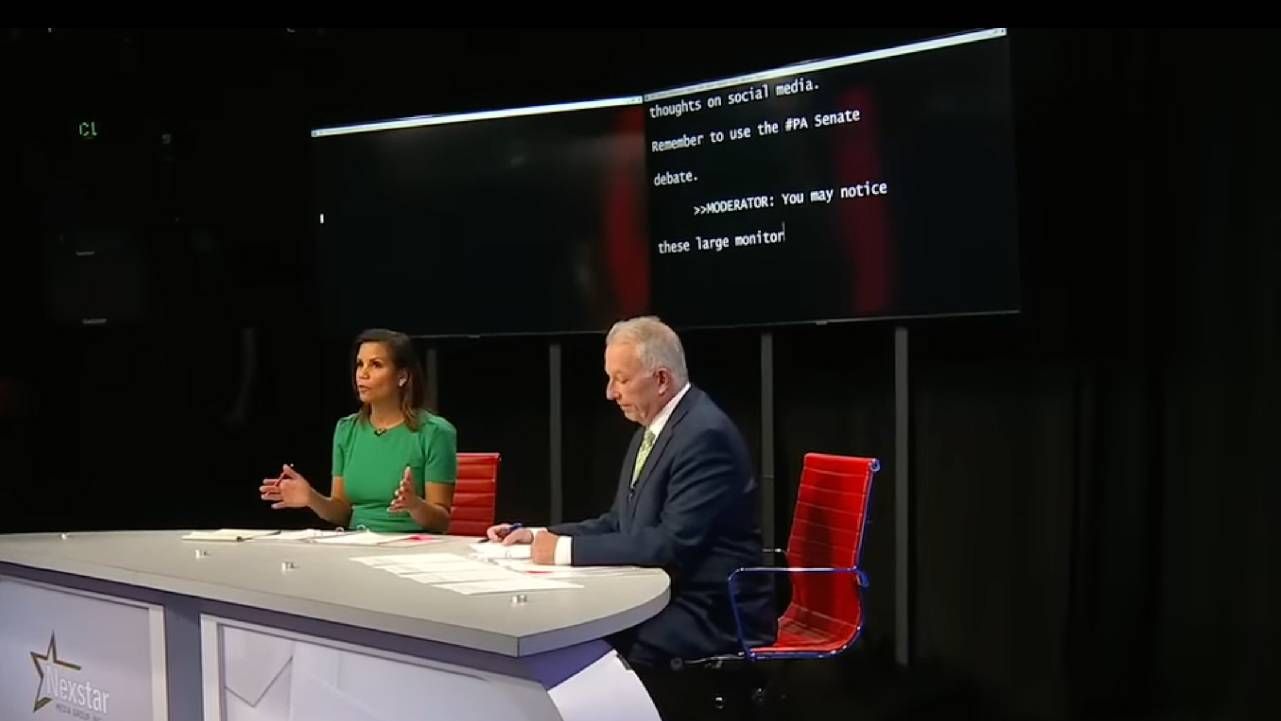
[{"x1": 532, "y1": 530, "x2": 560, "y2": 565}]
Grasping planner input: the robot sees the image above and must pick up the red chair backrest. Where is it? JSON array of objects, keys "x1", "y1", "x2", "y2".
[
  {"x1": 778, "y1": 453, "x2": 877, "y2": 648},
  {"x1": 447, "y1": 453, "x2": 501, "y2": 537}
]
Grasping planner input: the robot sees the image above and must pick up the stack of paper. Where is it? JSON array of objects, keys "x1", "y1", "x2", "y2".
[
  {"x1": 313, "y1": 531, "x2": 418, "y2": 546},
  {"x1": 492, "y1": 559, "x2": 635, "y2": 578},
  {"x1": 182, "y1": 529, "x2": 280, "y2": 542},
  {"x1": 436, "y1": 578, "x2": 582, "y2": 595},
  {"x1": 248, "y1": 529, "x2": 348, "y2": 542},
  {"x1": 352, "y1": 553, "x2": 581, "y2": 595},
  {"x1": 468, "y1": 542, "x2": 532, "y2": 560}
]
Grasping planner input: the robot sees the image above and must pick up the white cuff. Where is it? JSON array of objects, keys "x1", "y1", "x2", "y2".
[
  {"x1": 554, "y1": 535, "x2": 573, "y2": 566},
  {"x1": 530, "y1": 528, "x2": 572, "y2": 565}
]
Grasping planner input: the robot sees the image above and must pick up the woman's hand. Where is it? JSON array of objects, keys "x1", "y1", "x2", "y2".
[
  {"x1": 388, "y1": 467, "x2": 426, "y2": 514},
  {"x1": 259, "y1": 465, "x2": 315, "y2": 510}
]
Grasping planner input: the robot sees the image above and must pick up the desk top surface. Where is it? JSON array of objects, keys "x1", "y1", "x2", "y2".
[{"x1": 0, "y1": 530, "x2": 670, "y2": 657}]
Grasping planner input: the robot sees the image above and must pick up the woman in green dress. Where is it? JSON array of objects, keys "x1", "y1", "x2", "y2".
[{"x1": 259, "y1": 329, "x2": 457, "y2": 532}]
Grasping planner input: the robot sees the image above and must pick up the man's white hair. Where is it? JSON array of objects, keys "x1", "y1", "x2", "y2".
[{"x1": 606, "y1": 316, "x2": 688, "y2": 385}]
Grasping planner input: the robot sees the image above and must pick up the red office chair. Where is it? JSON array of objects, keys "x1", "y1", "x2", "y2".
[
  {"x1": 446, "y1": 453, "x2": 501, "y2": 537},
  {"x1": 729, "y1": 453, "x2": 879, "y2": 660}
]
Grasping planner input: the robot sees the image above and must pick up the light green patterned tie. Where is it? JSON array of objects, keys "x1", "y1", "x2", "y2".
[{"x1": 631, "y1": 429, "x2": 657, "y2": 487}]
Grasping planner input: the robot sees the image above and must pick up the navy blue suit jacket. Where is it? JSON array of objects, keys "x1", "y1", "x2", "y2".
[{"x1": 550, "y1": 386, "x2": 776, "y2": 662}]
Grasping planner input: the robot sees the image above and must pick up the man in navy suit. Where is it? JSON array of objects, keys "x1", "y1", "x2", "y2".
[{"x1": 488, "y1": 316, "x2": 775, "y2": 668}]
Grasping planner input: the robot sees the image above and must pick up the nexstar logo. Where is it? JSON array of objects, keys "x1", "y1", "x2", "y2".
[{"x1": 30, "y1": 633, "x2": 111, "y2": 717}]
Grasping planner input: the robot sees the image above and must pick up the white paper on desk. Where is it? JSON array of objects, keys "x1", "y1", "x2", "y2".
[
  {"x1": 353, "y1": 554, "x2": 520, "y2": 585},
  {"x1": 404, "y1": 573, "x2": 449, "y2": 583},
  {"x1": 377, "y1": 564, "x2": 436, "y2": 576},
  {"x1": 401, "y1": 568, "x2": 522, "y2": 584},
  {"x1": 436, "y1": 577, "x2": 582, "y2": 595},
  {"x1": 352, "y1": 553, "x2": 474, "y2": 568},
  {"x1": 351, "y1": 554, "x2": 415, "y2": 567},
  {"x1": 468, "y1": 542, "x2": 532, "y2": 560},
  {"x1": 391, "y1": 553, "x2": 476, "y2": 566},
  {"x1": 249, "y1": 528, "x2": 347, "y2": 542},
  {"x1": 181, "y1": 529, "x2": 279, "y2": 542},
  {"x1": 385, "y1": 562, "x2": 504, "y2": 577},
  {"x1": 314, "y1": 531, "x2": 415, "y2": 546},
  {"x1": 430, "y1": 567, "x2": 521, "y2": 582},
  {"x1": 379, "y1": 536, "x2": 446, "y2": 547},
  {"x1": 494, "y1": 559, "x2": 633, "y2": 578}
]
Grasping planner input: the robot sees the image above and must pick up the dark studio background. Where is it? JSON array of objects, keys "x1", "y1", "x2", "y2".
[{"x1": 1, "y1": 28, "x2": 1278, "y2": 721}]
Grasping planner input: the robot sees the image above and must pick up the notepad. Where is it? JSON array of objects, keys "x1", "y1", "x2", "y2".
[
  {"x1": 352, "y1": 553, "x2": 475, "y2": 568},
  {"x1": 313, "y1": 531, "x2": 417, "y2": 546},
  {"x1": 468, "y1": 542, "x2": 532, "y2": 560},
  {"x1": 493, "y1": 559, "x2": 632, "y2": 578},
  {"x1": 182, "y1": 529, "x2": 281, "y2": 542},
  {"x1": 248, "y1": 529, "x2": 348, "y2": 542},
  {"x1": 435, "y1": 578, "x2": 583, "y2": 595},
  {"x1": 400, "y1": 568, "x2": 522, "y2": 583},
  {"x1": 351, "y1": 553, "x2": 581, "y2": 592}
]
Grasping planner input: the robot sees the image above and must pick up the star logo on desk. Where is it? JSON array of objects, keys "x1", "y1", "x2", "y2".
[{"x1": 31, "y1": 633, "x2": 81, "y2": 713}]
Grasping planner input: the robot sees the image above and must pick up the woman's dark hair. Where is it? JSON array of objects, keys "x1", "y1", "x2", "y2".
[{"x1": 352, "y1": 328, "x2": 430, "y2": 431}]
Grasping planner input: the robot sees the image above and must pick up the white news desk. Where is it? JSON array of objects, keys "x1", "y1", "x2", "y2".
[{"x1": 0, "y1": 531, "x2": 670, "y2": 721}]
